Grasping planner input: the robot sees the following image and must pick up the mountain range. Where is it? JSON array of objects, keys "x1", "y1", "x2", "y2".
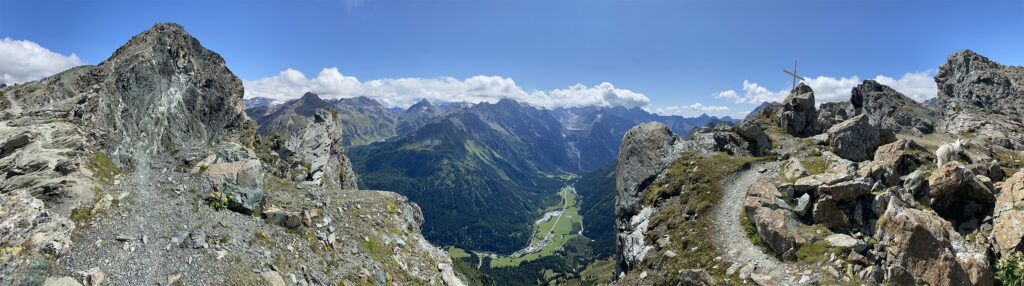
[{"x1": 245, "y1": 93, "x2": 735, "y2": 253}]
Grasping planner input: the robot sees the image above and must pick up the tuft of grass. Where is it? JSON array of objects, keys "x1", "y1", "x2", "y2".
[
  {"x1": 329, "y1": 108, "x2": 339, "y2": 122},
  {"x1": 388, "y1": 201, "x2": 398, "y2": 214},
  {"x1": 742, "y1": 213, "x2": 771, "y2": 252},
  {"x1": 364, "y1": 237, "x2": 383, "y2": 260},
  {"x1": 958, "y1": 130, "x2": 977, "y2": 138},
  {"x1": 339, "y1": 164, "x2": 346, "y2": 183},
  {"x1": 85, "y1": 149, "x2": 123, "y2": 185},
  {"x1": 796, "y1": 240, "x2": 832, "y2": 264}
]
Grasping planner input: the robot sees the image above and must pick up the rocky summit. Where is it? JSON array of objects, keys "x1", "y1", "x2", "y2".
[
  {"x1": 611, "y1": 50, "x2": 1024, "y2": 285},
  {"x1": 936, "y1": 49, "x2": 1024, "y2": 116},
  {"x1": 0, "y1": 23, "x2": 464, "y2": 285}
]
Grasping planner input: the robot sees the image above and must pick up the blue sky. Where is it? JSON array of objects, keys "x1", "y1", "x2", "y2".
[{"x1": 2, "y1": 0, "x2": 1022, "y2": 117}]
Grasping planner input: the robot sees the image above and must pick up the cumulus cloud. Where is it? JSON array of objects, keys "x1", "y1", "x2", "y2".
[
  {"x1": 547, "y1": 82, "x2": 650, "y2": 109},
  {"x1": 0, "y1": 38, "x2": 84, "y2": 84},
  {"x1": 872, "y1": 71, "x2": 937, "y2": 102},
  {"x1": 715, "y1": 71, "x2": 937, "y2": 105},
  {"x1": 243, "y1": 67, "x2": 650, "y2": 109},
  {"x1": 803, "y1": 75, "x2": 863, "y2": 103}
]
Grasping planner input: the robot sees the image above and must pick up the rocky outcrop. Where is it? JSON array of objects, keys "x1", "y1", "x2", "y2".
[
  {"x1": 615, "y1": 122, "x2": 684, "y2": 275},
  {"x1": 1, "y1": 23, "x2": 256, "y2": 208},
  {"x1": 851, "y1": 80, "x2": 940, "y2": 134},
  {"x1": 4, "y1": 23, "x2": 251, "y2": 158},
  {"x1": 939, "y1": 109, "x2": 1024, "y2": 150},
  {"x1": 994, "y1": 171, "x2": 1024, "y2": 255},
  {"x1": 777, "y1": 83, "x2": 817, "y2": 136},
  {"x1": 813, "y1": 101, "x2": 854, "y2": 133},
  {"x1": 857, "y1": 139, "x2": 933, "y2": 187},
  {"x1": 280, "y1": 109, "x2": 358, "y2": 189},
  {"x1": 734, "y1": 120, "x2": 771, "y2": 156},
  {"x1": 875, "y1": 199, "x2": 992, "y2": 286},
  {"x1": 826, "y1": 115, "x2": 879, "y2": 162},
  {"x1": 936, "y1": 49, "x2": 1024, "y2": 116},
  {"x1": 744, "y1": 178, "x2": 806, "y2": 258},
  {"x1": 684, "y1": 124, "x2": 750, "y2": 156}
]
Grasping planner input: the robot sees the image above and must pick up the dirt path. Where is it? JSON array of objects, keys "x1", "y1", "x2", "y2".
[{"x1": 711, "y1": 161, "x2": 824, "y2": 285}]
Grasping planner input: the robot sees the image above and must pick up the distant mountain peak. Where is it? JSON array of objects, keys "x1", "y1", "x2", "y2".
[{"x1": 300, "y1": 92, "x2": 322, "y2": 101}]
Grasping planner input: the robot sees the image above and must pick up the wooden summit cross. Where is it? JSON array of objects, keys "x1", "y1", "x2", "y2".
[{"x1": 783, "y1": 60, "x2": 806, "y2": 91}]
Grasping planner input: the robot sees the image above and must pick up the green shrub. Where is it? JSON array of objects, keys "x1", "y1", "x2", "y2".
[{"x1": 997, "y1": 252, "x2": 1024, "y2": 286}]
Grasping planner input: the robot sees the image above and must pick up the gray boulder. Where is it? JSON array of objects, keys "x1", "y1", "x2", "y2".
[
  {"x1": 203, "y1": 146, "x2": 264, "y2": 213},
  {"x1": 826, "y1": 114, "x2": 879, "y2": 162},
  {"x1": 734, "y1": 120, "x2": 771, "y2": 156},
  {"x1": 936, "y1": 49, "x2": 1024, "y2": 116},
  {"x1": 813, "y1": 101, "x2": 854, "y2": 133},
  {"x1": 777, "y1": 83, "x2": 817, "y2": 136}
]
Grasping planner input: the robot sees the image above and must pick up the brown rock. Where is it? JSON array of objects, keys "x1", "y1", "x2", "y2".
[
  {"x1": 994, "y1": 171, "x2": 1024, "y2": 255},
  {"x1": 302, "y1": 209, "x2": 313, "y2": 227},
  {"x1": 813, "y1": 195, "x2": 850, "y2": 230},
  {"x1": 261, "y1": 271, "x2": 286, "y2": 286},
  {"x1": 262, "y1": 207, "x2": 302, "y2": 229},
  {"x1": 744, "y1": 178, "x2": 806, "y2": 257},
  {"x1": 875, "y1": 199, "x2": 992, "y2": 286},
  {"x1": 927, "y1": 163, "x2": 996, "y2": 215},
  {"x1": 817, "y1": 178, "x2": 871, "y2": 202}
]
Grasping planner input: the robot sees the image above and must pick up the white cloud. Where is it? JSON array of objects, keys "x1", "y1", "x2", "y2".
[
  {"x1": 0, "y1": 38, "x2": 84, "y2": 84},
  {"x1": 243, "y1": 67, "x2": 650, "y2": 109},
  {"x1": 716, "y1": 71, "x2": 937, "y2": 105},
  {"x1": 803, "y1": 75, "x2": 862, "y2": 103},
  {"x1": 688, "y1": 102, "x2": 729, "y2": 112},
  {"x1": 872, "y1": 71, "x2": 936, "y2": 102},
  {"x1": 547, "y1": 82, "x2": 650, "y2": 109}
]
